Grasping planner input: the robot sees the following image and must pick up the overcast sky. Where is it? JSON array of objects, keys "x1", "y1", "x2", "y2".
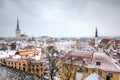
[{"x1": 0, "y1": 0, "x2": 120, "y2": 38}]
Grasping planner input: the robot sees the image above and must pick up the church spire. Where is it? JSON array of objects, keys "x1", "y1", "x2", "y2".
[
  {"x1": 16, "y1": 18, "x2": 20, "y2": 30},
  {"x1": 95, "y1": 27, "x2": 98, "y2": 47},
  {"x1": 95, "y1": 28, "x2": 98, "y2": 37},
  {"x1": 16, "y1": 18, "x2": 21, "y2": 40}
]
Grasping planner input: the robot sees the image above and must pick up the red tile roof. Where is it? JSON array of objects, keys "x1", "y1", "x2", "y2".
[
  {"x1": 114, "y1": 40, "x2": 120, "y2": 49},
  {"x1": 100, "y1": 39, "x2": 111, "y2": 45}
]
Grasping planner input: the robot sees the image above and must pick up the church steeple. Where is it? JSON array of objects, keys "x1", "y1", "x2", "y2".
[
  {"x1": 95, "y1": 27, "x2": 98, "y2": 47},
  {"x1": 16, "y1": 18, "x2": 20, "y2": 31},
  {"x1": 16, "y1": 18, "x2": 21, "y2": 40},
  {"x1": 95, "y1": 28, "x2": 98, "y2": 37}
]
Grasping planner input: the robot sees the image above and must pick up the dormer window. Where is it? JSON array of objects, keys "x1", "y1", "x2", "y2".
[
  {"x1": 96, "y1": 61, "x2": 101, "y2": 66},
  {"x1": 82, "y1": 58, "x2": 86, "y2": 64},
  {"x1": 83, "y1": 60, "x2": 85, "y2": 64}
]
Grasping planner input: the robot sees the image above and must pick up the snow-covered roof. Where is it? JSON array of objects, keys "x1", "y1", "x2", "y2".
[
  {"x1": 62, "y1": 50, "x2": 120, "y2": 73},
  {"x1": 0, "y1": 48, "x2": 43, "y2": 63},
  {"x1": 87, "y1": 52, "x2": 120, "y2": 73},
  {"x1": 55, "y1": 41, "x2": 75, "y2": 50},
  {"x1": 0, "y1": 50, "x2": 16, "y2": 58}
]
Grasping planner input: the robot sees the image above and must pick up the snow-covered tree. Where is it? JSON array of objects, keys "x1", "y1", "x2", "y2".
[{"x1": 44, "y1": 46, "x2": 61, "y2": 80}]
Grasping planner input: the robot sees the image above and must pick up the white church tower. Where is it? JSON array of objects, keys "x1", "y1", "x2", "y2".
[{"x1": 16, "y1": 18, "x2": 21, "y2": 40}]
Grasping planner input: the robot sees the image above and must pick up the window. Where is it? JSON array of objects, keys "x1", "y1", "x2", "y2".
[
  {"x1": 40, "y1": 63, "x2": 43, "y2": 66},
  {"x1": 41, "y1": 74, "x2": 44, "y2": 77},
  {"x1": 83, "y1": 60, "x2": 85, "y2": 64},
  {"x1": 23, "y1": 64, "x2": 25, "y2": 66},
  {"x1": 32, "y1": 65, "x2": 34, "y2": 68},
  {"x1": 23, "y1": 67, "x2": 25, "y2": 71},
  {"x1": 28, "y1": 64, "x2": 30, "y2": 66},
  {"x1": 108, "y1": 73, "x2": 113, "y2": 78},
  {"x1": 84, "y1": 68, "x2": 88, "y2": 73},
  {"x1": 92, "y1": 70, "x2": 95, "y2": 73},
  {"x1": 32, "y1": 68, "x2": 34, "y2": 71},
  {"x1": 98, "y1": 71, "x2": 102, "y2": 76},
  {"x1": 77, "y1": 68, "x2": 83, "y2": 73},
  {"x1": 41, "y1": 68, "x2": 43, "y2": 72},
  {"x1": 96, "y1": 62, "x2": 101, "y2": 66},
  {"x1": 15, "y1": 66, "x2": 16, "y2": 69},
  {"x1": 36, "y1": 65, "x2": 39, "y2": 67},
  {"x1": 36, "y1": 69, "x2": 39, "y2": 73}
]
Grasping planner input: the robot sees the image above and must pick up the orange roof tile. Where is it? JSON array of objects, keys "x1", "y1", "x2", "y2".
[{"x1": 19, "y1": 50, "x2": 39, "y2": 56}]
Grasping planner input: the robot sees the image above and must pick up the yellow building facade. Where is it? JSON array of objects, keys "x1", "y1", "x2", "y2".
[
  {"x1": 3, "y1": 49, "x2": 44, "y2": 78},
  {"x1": 61, "y1": 64, "x2": 120, "y2": 80},
  {"x1": 61, "y1": 50, "x2": 120, "y2": 80},
  {"x1": 5, "y1": 58, "x2": 44, "y2": 78}
]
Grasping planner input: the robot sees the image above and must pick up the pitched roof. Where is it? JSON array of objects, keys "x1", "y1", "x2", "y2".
[
  {"x1": 114, "y1": 40, "x2": 120, "y2": 49},
  {"x1": 62, "y1": 50, "x2": 120, "y2": 73},
  {"x1": 100, "y1": 39, "x2": 111, "y2": 45},
  {"x1": 99, "y1": 39, "x2": 114, "y2": 49}
]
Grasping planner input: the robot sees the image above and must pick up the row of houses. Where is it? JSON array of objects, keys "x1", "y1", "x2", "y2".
[
  {"x1": 59, "y1": 37, "x2": 120, "y2": 80},
  {"x1": 1, "y1": 37, "x2": 120, "y2": 80}
]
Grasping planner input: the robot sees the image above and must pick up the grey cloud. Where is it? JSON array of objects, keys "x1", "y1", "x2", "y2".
[{"x1": 0, "y1": 0, "x2": 120, "y2": 37}]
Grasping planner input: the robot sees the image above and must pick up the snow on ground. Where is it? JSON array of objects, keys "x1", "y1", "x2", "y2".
[
  {"x1": 76, "y1": 71, "x2": 105, "y2": 80},
  {"x1": 84, "y1": 72, "x2": 105, "y2": 80},
  {"x1": 0, "y1": 65, "x2": 40, "y2": 80},
  {"x1": 54, "y1": 76, "x2": 61, "y2": 80},
  {"x1": 76, "y1": 72, "x2": 82, "y2": 80}
]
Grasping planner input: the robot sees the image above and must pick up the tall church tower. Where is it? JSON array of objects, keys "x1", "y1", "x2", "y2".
[
  {"x1": 16, "y1": 18, "x2": 21, "y2": 40},
  {"x1": 95, "y1": 28, "x2": 98, "y2": 47}
]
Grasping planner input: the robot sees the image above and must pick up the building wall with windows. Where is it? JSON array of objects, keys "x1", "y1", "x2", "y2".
[
  {"x1": 61, "y1": 64, "x2": 120, "y2": 80},
  {"x1": 4, "y1": 58, "x2": 44, "y2": 78},
  {"x1": 61, "y1": 50, "x2": 120, "y2": 80}
]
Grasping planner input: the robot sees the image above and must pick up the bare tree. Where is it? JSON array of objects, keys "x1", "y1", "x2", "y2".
[
  {"x1": 61, "y1": 54, "x2": 77, "y2": 80},
  {"x1": 44, "y1": 46, "x2": 61, "y2": 80}
]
